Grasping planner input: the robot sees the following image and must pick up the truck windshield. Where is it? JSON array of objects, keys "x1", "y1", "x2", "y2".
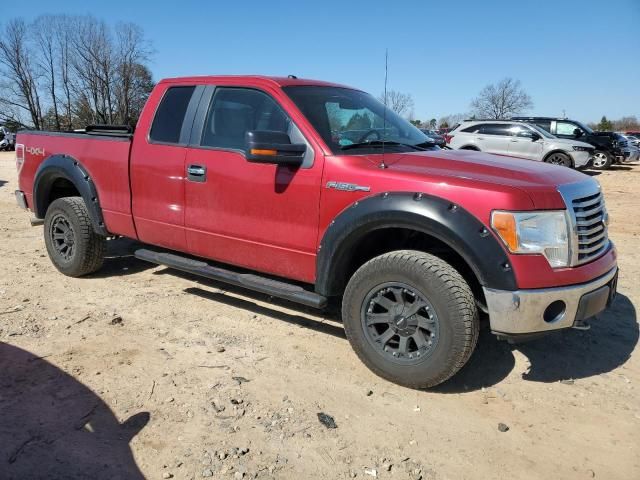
[{"x1": 283, "y1": 86, "x2": 433, "y2": 154}]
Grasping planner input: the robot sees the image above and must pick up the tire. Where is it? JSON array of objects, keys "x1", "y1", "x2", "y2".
[
  {"x1": 591, "y1": 150, "x2": 612, "y2": 170},
  {"x1": 544, "y1": 151, "x2": 572, "y2": 167},
  {"x1": 342, "y1": 250, "x2": 479, "y2": 388},
  {"x1": 43, "y1": 197, "x2": 106, "y2": 277}
]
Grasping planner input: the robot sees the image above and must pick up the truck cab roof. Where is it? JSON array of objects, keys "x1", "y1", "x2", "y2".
[{"x1": 159, "y1": 75, "x2": 356, "y2": 90}]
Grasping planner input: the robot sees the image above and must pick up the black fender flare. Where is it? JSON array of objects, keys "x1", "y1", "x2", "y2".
[
  {"x1": 33, "y1": 154, "x2": 108, "y2": 236},
  {"x1": 315, "y1": 191, "x2": 517, "y2": 296}
]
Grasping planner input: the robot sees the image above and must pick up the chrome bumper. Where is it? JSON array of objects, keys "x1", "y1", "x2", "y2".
[{"x1": 484, "y1": 267, "x2": 618, "y2": 335}]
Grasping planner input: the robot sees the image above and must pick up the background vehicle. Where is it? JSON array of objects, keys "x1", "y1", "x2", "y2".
[
  {"x1": 0, "y1": 126, "x2": 15, "y2": 151},
  {"x1": 14, "y1": 76, "x2": 617, "y2": 388},
  {"x1": 447, "y1": 120, "x2": 594, "y2": 168},
  {"x1": 513, "y1": 117, "x2": 632, "y2": 169},
  {"x1": 419, "y1": 128, "x2": 446, "y2": 147}
]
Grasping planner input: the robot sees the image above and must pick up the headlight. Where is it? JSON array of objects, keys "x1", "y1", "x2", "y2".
[
  {"x1": 572, "y1": 146, "x2": 591, "y2": 151},
  {"x1": 491, "y1": 210, "x2": 570, "y2": 268}
]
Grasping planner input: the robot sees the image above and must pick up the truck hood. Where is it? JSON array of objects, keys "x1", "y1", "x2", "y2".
[{"x1": 358, "y1": 148, "x2": 592, "y2": 209}]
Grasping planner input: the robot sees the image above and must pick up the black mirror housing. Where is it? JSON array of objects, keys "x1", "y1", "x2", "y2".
[{"x1": 245, "y1": 130, "x2": 306, "y2": 166}]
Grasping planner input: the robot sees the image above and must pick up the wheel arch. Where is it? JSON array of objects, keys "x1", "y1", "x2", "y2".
[
  {"x1": 315, "y1": 192, "x2": 517, "y2": 297},
  {"x1": 33, "y1": 154, "x2": 108, "y2": 236},
  {"x1": 543, "y1": 149, "x2": 574, "y2": 167},
  {"x1": 459, "y1": 145, "x2": 480, "y2": 151}
]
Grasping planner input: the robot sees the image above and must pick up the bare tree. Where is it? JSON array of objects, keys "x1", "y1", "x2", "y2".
[
  {"x1": 0, "y1": 19, "x2": 43, "y2": 128},
  {"x1": 470, "y1": 78, "x2": 533, "y2": 119},
  {"x1": 33, "y1": 15, "x2": 61, "y2": 130},
  {"x1": 378, "y1": 90, "x2": 414, "y2": 117},
  {"x1": 0, "y1": 15, "x2": 154, "y2": 130},
  {"x1": 114, "y1": 22, "x2": 152, "y2": 126}
]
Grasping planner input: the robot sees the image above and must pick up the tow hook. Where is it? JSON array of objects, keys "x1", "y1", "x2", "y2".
[{"x1": 572, "y1": 319, "x2": 591, "y2": 331}]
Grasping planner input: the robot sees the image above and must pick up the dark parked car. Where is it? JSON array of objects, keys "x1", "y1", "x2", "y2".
[
  {"x1": 513, "y1": 117, "x2": 634, "y2": 169},
  {"x1": 419, "y1": 129, "x2": 446, "y2": 147}
]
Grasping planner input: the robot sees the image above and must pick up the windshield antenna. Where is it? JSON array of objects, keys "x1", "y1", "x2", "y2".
[{"x1": 380, "y1": 49, "x2": 388, "y2": 169}]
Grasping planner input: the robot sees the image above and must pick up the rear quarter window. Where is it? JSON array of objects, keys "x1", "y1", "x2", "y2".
[{"x1": 149, "y1": 86, "x2": 196, "y2": 144}]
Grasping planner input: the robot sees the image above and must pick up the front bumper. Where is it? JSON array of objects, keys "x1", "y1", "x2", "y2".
[
  {"x1": 571, "y1": 150, "x2": 591, "y2": 168},
  {"x1": 15, "y1": 190, "x2": 28, "y2": 210},
  {"x1": 484, "y1": 267, "x2": 618, "y2": 336},
  {"x1": 616, "y1": 149, "x2": 639, "y2": 163}
]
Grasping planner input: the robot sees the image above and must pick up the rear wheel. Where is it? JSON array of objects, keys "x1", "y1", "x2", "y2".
[
  {"x1": 544, "y1": 151, "x2": 572, "y2": 167},
  {"x1": 342, "y1": 250, "x2": 479, "y2": 388},
  {"x1": 591, "y1": 150, "x2": 612, "y2": 169},
  {"x1": 44, "y1": 197, "x2": 106, "y2": 277}
]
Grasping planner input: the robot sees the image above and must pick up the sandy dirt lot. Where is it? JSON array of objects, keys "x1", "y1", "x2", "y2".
[{"x1": 1, "y1": 150, "x2": 638, "y2": 480}]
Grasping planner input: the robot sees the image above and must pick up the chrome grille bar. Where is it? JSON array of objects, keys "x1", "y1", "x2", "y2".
[{"x1": 558, "y1": 180, "x2": 610, "y2": 266}]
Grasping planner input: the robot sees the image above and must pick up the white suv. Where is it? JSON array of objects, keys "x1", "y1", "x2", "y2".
[{"x1": 447, "y1": 120, "x2": 595, "y2": 168}]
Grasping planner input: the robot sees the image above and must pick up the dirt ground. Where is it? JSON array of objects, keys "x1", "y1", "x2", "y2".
[{"x1": 0, "y1": 150, "x2": 638, "y2": 480}]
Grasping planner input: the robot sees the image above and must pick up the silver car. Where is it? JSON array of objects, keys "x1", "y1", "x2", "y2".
[{"x1": 448, "y1": 120, "x2": 595, "y2": 168}]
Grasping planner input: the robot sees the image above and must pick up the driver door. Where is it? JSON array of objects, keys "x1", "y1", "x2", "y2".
[
  {"x1": 183, "y1": 86, "x2": 322, "y2": 283},
  {"x1": 508, "y1": 125, "x2": 544, "y2": 160}
]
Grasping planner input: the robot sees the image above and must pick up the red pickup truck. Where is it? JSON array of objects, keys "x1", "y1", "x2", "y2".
[{"x1": 15, "y1": 75, "x2": 618, "y2": 388}]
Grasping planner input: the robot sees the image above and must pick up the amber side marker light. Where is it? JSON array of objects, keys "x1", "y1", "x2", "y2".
[
  {"x1": 251, "y1": 148, "x2": 277, "y2": 156},
  {"x1": 491, "y1": 211, "x2": 518, "y2": 251}
]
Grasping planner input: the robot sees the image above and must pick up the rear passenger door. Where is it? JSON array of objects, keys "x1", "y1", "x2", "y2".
[
  {"x1": 130, "y1": 84, "x2": 203, "y2": 251},
  {"x1": 476, "y1": 123, "x2": 512, "y2": 156}
]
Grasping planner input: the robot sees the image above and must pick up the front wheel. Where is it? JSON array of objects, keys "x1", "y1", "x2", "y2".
[
  {"x1": 342, "y1": 250, "x2": 479, "y2": 388},
  {"x1": 544, "y1": 152, "x2": 572, "y2": 167},
  {"x1": 591, "y1": 150, "x2": 612, "y2": 170},
  {"x1": 44, "y1": 197, "x2": 106, "y2": 277}
]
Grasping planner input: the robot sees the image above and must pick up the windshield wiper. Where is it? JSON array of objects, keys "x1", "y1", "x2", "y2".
[{"x1": 340, "y1": 140, "x2": 429, "y2": 151}]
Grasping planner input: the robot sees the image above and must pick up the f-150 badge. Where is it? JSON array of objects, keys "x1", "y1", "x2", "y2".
[{"x1": 326, "y1": 181, "x2": 370, "y2": 192}]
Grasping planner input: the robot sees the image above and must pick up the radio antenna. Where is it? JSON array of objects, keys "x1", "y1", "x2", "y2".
[{"x1": 380, "y1": 48, "x2": 388, "y2": 169}]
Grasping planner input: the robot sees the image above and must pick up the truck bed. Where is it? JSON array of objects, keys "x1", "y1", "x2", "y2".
[{"x1": 17, "y1": 129, "x2": 136, "y2": 238}]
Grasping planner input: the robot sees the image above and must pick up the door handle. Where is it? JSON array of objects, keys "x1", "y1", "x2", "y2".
[
  {"x1": 187, "y1": 164, "x2": 207, "y2": 182},
  {"x1": 477, "y1": 137, "x2": 484, "y2": 140}
]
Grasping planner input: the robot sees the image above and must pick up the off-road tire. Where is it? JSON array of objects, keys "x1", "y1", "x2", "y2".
[
  {"x1": 342, "y1": 250, "x2": 479, "y2": 388},
  {"x1": 43, "y1": 197, "x2": 106, "y2": 277}
]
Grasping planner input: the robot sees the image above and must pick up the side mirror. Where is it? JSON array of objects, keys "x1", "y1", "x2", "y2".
[
  {"x1": 531, "y1": 132, "x2": 541, "y2": 141},
  {"x1": 245, "y1": 130, "x2": 306, "y2": 166},
  {"x1": 573, "y1": 128, "x2": 583, "y2": 138}
]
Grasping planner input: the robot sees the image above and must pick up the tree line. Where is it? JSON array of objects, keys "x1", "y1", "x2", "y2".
[{"x1": 0, "y1": 15, "x2": 154, "y2": 131}]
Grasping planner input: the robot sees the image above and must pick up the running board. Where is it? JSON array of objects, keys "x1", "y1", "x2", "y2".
[{"x1": 134, "y1": 248, "x2": 327, "y2": 309}]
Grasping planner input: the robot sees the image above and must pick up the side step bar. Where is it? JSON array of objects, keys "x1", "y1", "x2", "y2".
[{"x1": 134, "y1": 248, "x2": 327, "y2": 309}]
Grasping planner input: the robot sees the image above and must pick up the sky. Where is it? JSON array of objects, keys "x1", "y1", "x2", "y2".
[{"x1": 17, "y1": 0, "x2": 640, "y2": 123}]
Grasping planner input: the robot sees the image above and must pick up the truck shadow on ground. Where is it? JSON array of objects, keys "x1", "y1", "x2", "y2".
[
  {"x1": 436, "y1": 293, "x2": 638, "y2": 392},
  {"x1": 0, "y1": 342, "x2": 149, "y2": 479},
  {"x1": 87, "y1": 237, "x2": 155, "y2": 278},
  {"x1": 168, "y1": 268, "x2": 638, "y2": 393}
]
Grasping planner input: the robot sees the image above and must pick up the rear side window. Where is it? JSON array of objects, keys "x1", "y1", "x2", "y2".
[
  {"x1": 461, "y1": 125, "x2": 480, "y2": 133},
  {"x1": 533, "y1": 120, "x2": 552, "y2": 132},
  {"x1": 479, "y1": 123, "x2": 511, "y2": 136},
  {"x1": 150, "y1": 86, "x2": 196, "y2": 144}
]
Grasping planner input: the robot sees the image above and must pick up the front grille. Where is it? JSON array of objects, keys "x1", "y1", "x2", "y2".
[
  {"x1": 571, "y1": 191, "x2": 609, "y2": 264},
  {"x1": 619, "y1": 140, "x2": 628, "y2": 148}
]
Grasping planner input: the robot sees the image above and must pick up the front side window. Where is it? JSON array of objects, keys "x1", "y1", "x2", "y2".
[
  {"x1": 149, "y1": 86, "x2": 196, "y2": 144},
  {"x1": 556, "y1": 121, "x2": 584, "y2": 137},
  {"x1": 283, "y1": 86, "x2": 433, "y2": 154},
  {"x1": 201, "y1": 88, "x2": 291, "y2": 151}
]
